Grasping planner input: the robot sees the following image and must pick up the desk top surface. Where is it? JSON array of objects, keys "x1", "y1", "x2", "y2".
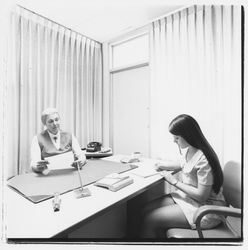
[{"x1": 5, "y1": 155, "x2": 163, "y2": 239}]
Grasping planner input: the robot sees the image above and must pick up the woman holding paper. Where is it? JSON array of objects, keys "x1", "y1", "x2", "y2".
[
  {"x1": 30, "y1": 108, "x2": 86, "y2": 174},
  {"x1": 139, "y1": 114, "x2": 226, "y2": 238}
]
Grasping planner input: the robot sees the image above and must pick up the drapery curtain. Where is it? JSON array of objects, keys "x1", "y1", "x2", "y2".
[
  {"x1": 6, "y1": 6, "x2": 103, "y2": 177},
  {"x1": 150, "y1": 6, "x2": 242, "y2": 168}
]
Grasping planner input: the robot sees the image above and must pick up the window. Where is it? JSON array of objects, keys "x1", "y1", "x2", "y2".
[{"x1": 111, "y1": 33, "x2": 149, "y2": 70}]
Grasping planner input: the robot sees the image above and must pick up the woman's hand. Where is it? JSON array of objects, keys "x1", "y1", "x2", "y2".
[
  {"x1": 32, "y1": 160, "x2": 49, "y2": 174},
  {"x1": 160, "y1": 171, "x2": 178, "y2": 186},
  {"x1": 71, "y1": 157, "x2": 87, "y2": 170},
  {"x1": 155, "y1": 162, "x2": 176, "y2": 171},
  {"x1": 155, "y1": 162, "x2": 168, "y2": 171}
]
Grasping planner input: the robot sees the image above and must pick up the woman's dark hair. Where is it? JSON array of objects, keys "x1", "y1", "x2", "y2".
[{"x1": 169, "y1": 114, "x2": 223, "y2": 193}]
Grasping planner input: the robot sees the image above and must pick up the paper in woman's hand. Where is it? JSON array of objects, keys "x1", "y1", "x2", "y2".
[{"x1": 45, "y1": 151, "x2": 74, "y2": 170}]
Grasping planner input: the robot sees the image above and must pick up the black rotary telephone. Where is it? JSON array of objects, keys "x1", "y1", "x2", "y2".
[{"x1": 86, "y1": 141, "x2": 102, "y2": 152}]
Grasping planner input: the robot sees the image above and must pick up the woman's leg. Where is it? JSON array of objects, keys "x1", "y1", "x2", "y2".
[
  {"x1": 140, "y1": 197, "x2": 190, "y2": 238},
  {"x1": 132, "y1": 194, "x2": 175, "y2": 238},
  {"x1": 141, "y1": 194, "x2": 176, "y2": 216}
]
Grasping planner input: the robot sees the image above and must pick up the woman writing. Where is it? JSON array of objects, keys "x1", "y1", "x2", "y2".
[{"x1": 140, "y1": 114, "x2": 226, "y2": 238}]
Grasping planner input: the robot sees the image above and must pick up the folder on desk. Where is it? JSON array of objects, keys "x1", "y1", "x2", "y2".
[{"x1": 7, "y1": 159, "x2": 134, "y2": 203}]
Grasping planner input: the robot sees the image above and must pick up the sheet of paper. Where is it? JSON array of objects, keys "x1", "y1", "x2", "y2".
[
  {"x1": 132, "y1": 168, "x2": 159, "y2": 178},
  {"x1": 45, "y1": 151, "x2": 74, "y2": 170},
  {"x1": 130, "y1": 162, "x2": 159, "y2": 178}
]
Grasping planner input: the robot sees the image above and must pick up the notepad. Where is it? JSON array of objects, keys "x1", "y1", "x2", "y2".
[
  {"x1": 45, "y1": 151, "x2": 74, "y2": 170},
  {"x1": 130, "y1": 162, "x2": 159, "y2": 177},
  {"x1": 132, "y1": 168, "x2": 159, "y2": 178}
]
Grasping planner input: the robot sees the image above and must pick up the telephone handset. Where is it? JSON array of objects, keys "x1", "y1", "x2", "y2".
[{"x1": 86, "y1": 141, "x2": 102, "y2": 152}]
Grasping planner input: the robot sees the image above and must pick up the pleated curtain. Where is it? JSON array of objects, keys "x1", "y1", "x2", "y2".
[
  {"x1": 6, "y1": 6, "x2": 103, "y2": 177},
  {"x1": 150, "y1": 5, "x2": 242, "y2": 168}
]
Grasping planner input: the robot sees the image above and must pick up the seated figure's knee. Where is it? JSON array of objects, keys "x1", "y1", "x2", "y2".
[
  {"x1": 141, "y1": 204, "x2": 152, "y2": 217},
  {"x1": 142, "y1": 209, "x2": 161, "y2": 227}
]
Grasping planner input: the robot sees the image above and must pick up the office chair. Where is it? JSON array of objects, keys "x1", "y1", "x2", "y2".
[{"x1": 166, "y1": 161, "x2": 242, "y2": 239}]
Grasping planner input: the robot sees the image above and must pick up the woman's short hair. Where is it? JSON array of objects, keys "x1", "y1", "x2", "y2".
[{"x1": 41, "y1": 108, "x2": 59, "y2": 125}]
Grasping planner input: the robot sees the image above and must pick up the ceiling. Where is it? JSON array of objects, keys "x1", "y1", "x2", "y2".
[{"x1": 14, "y1": 0, "x2": 185, "y2": 43}]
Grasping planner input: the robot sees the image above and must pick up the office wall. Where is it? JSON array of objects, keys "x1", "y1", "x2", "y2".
[
  {"x1": 102, "y1": 28, "x2": 150, "y2": 154},
  {"x1": 103, "y1": 6, "x2": 243, "y2": 169},
  {"x1": 149, "y1": 6, "x2": 242, "y2": 168},
  {"x1": 112, "y1": 65, "x2": 150, "y2": 157}
]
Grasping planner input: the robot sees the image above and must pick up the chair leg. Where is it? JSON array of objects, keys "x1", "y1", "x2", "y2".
[{"x1": 196, "y1": 224, "x2": 204, "y2": 238}]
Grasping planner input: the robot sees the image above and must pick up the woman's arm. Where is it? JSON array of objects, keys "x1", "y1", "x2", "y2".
[
  {"x1": 176, "y1": 156, "x2": 214, "y2": 203},
  {"x1": 175, "y1": 182, "x2": 212, "y2": 203},
  {"x1": 155, "y1": 159, "x2": 182, "y2": 171},
  {"x1": 30, "y1": 136, "x2": 41, "y2": 167},
  {"x1": 30, "y1": 136, "x2": 49, "y2": 173},
  {"x1": 161, "y1": 171, "x2": 212, "y2": 203}
]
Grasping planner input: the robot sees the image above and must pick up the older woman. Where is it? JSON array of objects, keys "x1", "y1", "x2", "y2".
[{"x1": 30, "y1": 108, "x2": 86, "y2": 174}]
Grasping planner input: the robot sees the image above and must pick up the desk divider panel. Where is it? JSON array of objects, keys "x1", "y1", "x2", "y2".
[{"x1": 7, "y1": 159, "x2": 133, "y2": 203}]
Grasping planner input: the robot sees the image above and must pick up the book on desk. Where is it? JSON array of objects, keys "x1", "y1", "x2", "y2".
[{"x1": 94, "y1": 173, "x2": 133, "y2": 192}]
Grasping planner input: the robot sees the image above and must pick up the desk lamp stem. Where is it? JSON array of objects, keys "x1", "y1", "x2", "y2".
[{"x1": 74, "y1": 161, "x2": 91, "y2": 198}]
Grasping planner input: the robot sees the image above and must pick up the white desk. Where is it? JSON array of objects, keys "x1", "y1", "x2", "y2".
[{"x1": 5, "y1": 155, "x2": 164, "y2": 239}]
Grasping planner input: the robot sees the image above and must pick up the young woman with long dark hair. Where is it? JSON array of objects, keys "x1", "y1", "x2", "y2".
[{"x1": 139, "y1": 114, "x2": 226, "y2": 238}]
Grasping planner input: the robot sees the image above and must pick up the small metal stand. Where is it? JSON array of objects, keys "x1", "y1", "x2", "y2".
[
  {"x1": 74, "y1": 162, "x2": 91, "y2": 199},
  {"x1": 52, "y1": 192, "x2": 61, "y2": 212}
]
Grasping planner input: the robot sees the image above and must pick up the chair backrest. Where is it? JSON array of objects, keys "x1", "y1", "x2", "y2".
[{"x1": 223, "y1": 161, "x2": 242, "y2": 208}]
